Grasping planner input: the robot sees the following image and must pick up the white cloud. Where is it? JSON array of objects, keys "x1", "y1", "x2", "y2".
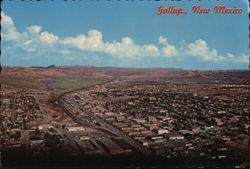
[
  {"x1": 159, "y1": 36, "x2": 167, "y2": 45},
  {"x1": 1, "y1": 11, "x2": 21, "y2": 41},
  {"x1": 106, "y1": 38, "x2": 160, "y2": 58},
  {"x1": 1, "y1": 11, "x2": 14, "y2": 26},
  {"x1": 158, "y1": 36, "x2": 179, "y2": 57},
  {"x1": 59, "y1": 49, "x2": 71, "y2": 55},
  {"x1": 238, "y1": 55, "x2": 249, "y2": 64},
  {"x1": 61, "y1": 32, "x2": 159, "y2": 58},
  {"x1": 19, "y1": 40, "x2": 36, "y2": 52},
  {"x1": 186, "y1": 39, "x2": 248, "y2": 64},
  {"x1": 227, "y1": 53, "x2": 249, "y2": 64},
  {"x1": 12, "y1": 25, "x2": 59, "y2": 52},
  {"x1": 40, "y1": 32, "x2": 59, "y2": 44},
  {"x1": 122, "y1": 37, "x2": 133, "y2": 46},
  {"x1": 1, "y1": 11, "x2": 58, "y2": 52},
  {"x1": 1, "y1": 12, "x2": 248, "y2": 66},
  {"x1": 105, "y1": 37, "x2": 140, "y2": 58},
  {"x1": 60, "y1": 34, "x2": 86, "y2": 48},
  {"x1": 29, "y1": 25, "x2": 42, "y2": 34},
  {"x1": 1, "y1": 10, "x2": 60, "y2": 51},
  {"x1": 60, "y1": 30, "x2": 105, "y2": 52},
  {"x1": 162, "y1": 44, "x2": 179, "y2": 57},
  {"x1": 142, "y1": 44, "x2": 160, "y2": 57},
  {"x1": 187, "y1": 39, "x2": 223, "y2": 62}
]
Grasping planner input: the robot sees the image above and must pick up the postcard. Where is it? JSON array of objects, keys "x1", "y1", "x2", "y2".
[{"x1": 1, "y1": 0, "x2": 249, "y2": 168}]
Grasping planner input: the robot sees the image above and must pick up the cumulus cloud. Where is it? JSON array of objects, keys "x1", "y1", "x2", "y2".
[
  {"x1": 40, "y1": 32, "x2": 59, "y2": 44},
  {"x1": 1, "y1": 12, "x2": 248, "y2": 66},
  {"x1": 26, "y1": 25, "x2": 59, "y2": 46},
  {"x1": 61, "y1": 32, "x2": 159, "y2": 58},
  {"x1": 227, "y1": 53, "x2": 249, "y2": 64},
  {"x1": 1, "y1": 11, "x2": 59, "y2": 51},
  {"x1": 60, "y1": 30, "x2": 105, "y2": 52},
  {"x1": 19, "y1": 40, "x2": 36, "y2": 52},
  {"x1": 142, "y1": 44, "x2": 160, "y2": 57},
  {"x1": 1, "y1": 11, "x2": 14, "y2": 26},
  {"x1": 159, "y1": 36, "x2": 167, "y2": 45},
  {"x1": 106, "y1": 37, "x2": 140, "y2": 58},
  {"x1": 162, "y1": 45, "x2": 179, "y2": 57},
  {"x1": 187, "y1": 39, "x2": 223, "y2": 62},
  {"x1": 105, "y1": 38, "x2": 160, "y2": 58},
  {"x1": 1, "y1": 11, "x2": 21, "y2": 41},
  {"x1": 28, "y1": 25, "x2": 42, "y2": 34},
  {"x1": 158, "y1": 36, "x2": 179, "y2": 57}
]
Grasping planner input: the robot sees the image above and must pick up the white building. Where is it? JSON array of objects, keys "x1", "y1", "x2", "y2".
[
  {"x1": 67, "y1": 126, "x2": 85, "y2": 132},
  {"x1": 157, "y1": 129, "x2": 169, "y2": 134}
]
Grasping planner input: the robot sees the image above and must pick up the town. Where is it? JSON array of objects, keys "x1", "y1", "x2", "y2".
[
  {"x1": 1, "y1": 67, "x2": 249, "y2": 168},
  {"x1": 62, "y1": 78, "x2": 249, "y2": 166}
]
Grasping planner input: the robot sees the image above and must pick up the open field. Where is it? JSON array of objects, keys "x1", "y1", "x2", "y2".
[
  {"x1": 0, "y1": 66, "x2": 112, "y2": 96},
  {"x1": 0, "y1": 76, "x2": 43, "y2": 89},
  {"x1": 46, "y1": 76, "x2": 110, "y2": 96}
]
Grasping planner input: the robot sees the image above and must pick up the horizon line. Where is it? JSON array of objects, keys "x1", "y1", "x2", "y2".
[{"x1": 1, "y1": 64, "x2": 250, "y2": 72}]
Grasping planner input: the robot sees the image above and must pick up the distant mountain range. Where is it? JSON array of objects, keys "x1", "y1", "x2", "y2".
[{"x1": 1, "y1": 65, "x2": 249, "y2": 84}]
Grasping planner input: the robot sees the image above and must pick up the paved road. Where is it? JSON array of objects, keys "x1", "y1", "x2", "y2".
[
  {"x1": 11, "y1": 93, "x2": 17, "y2": 122},
  {"x1": 58, "y1": 79, "x2": 153, "y2": 155},
  {"x1": 59, "y1": 99, "x2": 94, "y2": 127},
  {"x1": 80, "y1": 105, "x2": 153, "y2": 155}
]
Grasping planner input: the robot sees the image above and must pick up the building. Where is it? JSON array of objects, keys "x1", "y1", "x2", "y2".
[{"x1": 67, "y1": 126, "x2": 85, "y2": 132}]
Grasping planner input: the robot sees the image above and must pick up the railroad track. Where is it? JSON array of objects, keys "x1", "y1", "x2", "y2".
[{"x1": 57, "y1": 77, "x2": 153, "y2": 155}]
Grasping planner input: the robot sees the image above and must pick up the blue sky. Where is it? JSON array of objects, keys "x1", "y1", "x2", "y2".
[{"x1": 1, "y1": 0, "x2": 249, "y2": 70}]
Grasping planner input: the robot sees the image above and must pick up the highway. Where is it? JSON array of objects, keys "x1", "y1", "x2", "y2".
[
  {"x1": 11, "y1": 93, "x2": 17, "y2": 122},
  {"x1": 57, "y1": 79, "x2": 153, "y2": 156},
  {"x1": 79, "y1": 105, "x2": 153, "y2": 155},
  {"x1": 59, "y1": 98, "x2": 94, "y2": 127}
]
